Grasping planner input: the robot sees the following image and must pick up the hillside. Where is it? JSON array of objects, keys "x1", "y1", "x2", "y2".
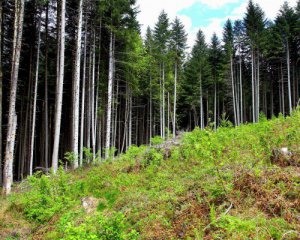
[{"x1": 1, "y1": 111, "x2": 300, "y2": 240}]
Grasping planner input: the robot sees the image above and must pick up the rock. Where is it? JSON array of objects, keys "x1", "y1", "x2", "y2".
[
  {"x1": 81, "y1": 197, "x2": 100, "y2": 213},
  {"x1": 279, "y1": 147, "x2": 292, "y2": 156},
  {"x1": 270, "y1": 147, "x2": 297, "y2": 167}
]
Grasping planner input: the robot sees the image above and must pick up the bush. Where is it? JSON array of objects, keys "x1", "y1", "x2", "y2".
[
  {"x1": 59, "y1": 212, "x2": 139, "y2": 240},
  {"x1": 11, "y1": 167, "x2": 86, "y2": 223}
]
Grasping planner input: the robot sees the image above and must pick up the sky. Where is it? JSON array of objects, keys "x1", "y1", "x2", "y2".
[{"x1": 136, "y1": 0, "x2": 298, "y2": 49}]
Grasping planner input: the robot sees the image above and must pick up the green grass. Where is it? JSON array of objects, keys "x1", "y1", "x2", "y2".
[{"x1": 1, "y1": 110, "x2": 300, "y2": 239}]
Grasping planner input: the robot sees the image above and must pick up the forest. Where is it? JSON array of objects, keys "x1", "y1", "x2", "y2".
[
  {"x1": 0, "y1": 0, "x2": 299, "y2": 199},
  {"x1": 0, "y1": 0, "x2": 300, "y2": 238}
]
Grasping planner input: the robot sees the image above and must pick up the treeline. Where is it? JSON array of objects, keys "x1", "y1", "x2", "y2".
[
  {"x1": 181, "y1": 1, "x2": 300, "y2": 130},
  {"x1": 0, "y1": 0, "x2": 299, "y2": 194}
]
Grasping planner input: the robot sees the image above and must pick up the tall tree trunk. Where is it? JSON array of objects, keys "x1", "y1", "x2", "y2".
[
  {"x1": 91, "y1": 32, "x2": 96, "y2": 161},
  {"x1": 71, "y1": 0, "x2": 83, "y2": 169},
  {"x1": 167, "y1": 92, "x2": 170, "y2": 139},
  {"x1": 105, "y1": 31, "x2": 114, "y2": 159},
  {"x1": 214, "y1": 82, "x2": 217, "y2": 131},
  {"x1": 286, "y1": 41, "x2": 292, "y2": 114},
  {"x1": 173, "y1": 63, "x2": 177, "y2": 137},
  {"x1": 128, "y1": 88, "x2": 132, "y2": 147},
  {"x1": 231, "y1": 56, "x2": 237, "y2": 126},
  {"x1": 199, "y1": 72, "x2": 204, "y2": 129},
  {"x1": 149, "y1": 73, "x2": 152, "y2": 144},
  {"x1": 239, "y1": 52, "x2": 243, "y2": 124},
  {"x1": 159, "y1": 64, "x2": 162, "y2": 138},
  {"x1": 257, "y1": 52, "x2": 260, "y2": 122},
  {"x1": 80, "y1": 21, "x2": 87, "y2": 166},
  {"x1": 251, "y1": 48, "x2": 255, "y2": 122},
  {"x1": 281, "y1": 61, "x2": 285, "y2": 116},
  {"x1": 3, "y1": 0, "x2": 24, "y2": 195},
  {"x1": 162, "y1": 62, "x2": 165, "y2": 139},
  {"x1": 44, "y1": 2, "x2": 49, "y2": 170},
  {"x1": 29, "y1": 18, "x2": 41, "y2": 176},
  {"x1": 0, "y1": 0, "x2": 3, "y2": 186},
  {"x1": 52, "y1": 0, "x2": 66, "y2": 172}
]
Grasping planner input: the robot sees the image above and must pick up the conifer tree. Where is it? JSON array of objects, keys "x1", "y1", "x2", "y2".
[
  {"x1": 244, "y1": 0, "x2": 266, "y2": 122},
  {"x1": 153, "y1": 10, "x2": 170, "y2": 139},
  {"x1": 169, "y1": 17, "x2": 187, "y2": 137}
]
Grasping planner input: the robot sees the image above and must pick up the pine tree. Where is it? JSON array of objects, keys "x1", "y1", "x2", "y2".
[
  {"x1": 223, "y1": 19, "x2": 238, "y2": 125},
  {"x1": 209, "y1": 33, "x2": 223, "y2": 130},
  {"x1": 153, "y1": 10, "x2": 170, "y2": 139},
  {"x1": 275, "y1": 2, "x2": 298, "y2": 114},
  {"x1": 169, "y1": 17, "x2": 187, "y2": 137},
  {"x1": 244, "y1": 0, "x2": 266, "y2": 122}
]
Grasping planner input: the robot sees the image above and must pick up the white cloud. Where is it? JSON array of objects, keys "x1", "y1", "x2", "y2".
[
  {"x1": 137, "y1": 0, "x2": 299, "y2": 49},
  {"x1": 200, "y1": 0, "x2": 240, "y2": 9},
  {"x1": 233, "y1": 0, "x2": 298, "y2": 20}
]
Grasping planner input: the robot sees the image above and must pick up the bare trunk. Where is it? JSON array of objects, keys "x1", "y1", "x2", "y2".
[
  {"x1": 239, "y1": 51, "x2": 243, "y2": 123},
  {"x1": 162, "y1": 62, "x2": 165, "y2": 139},
  {"x1": 129, "y1": 89, "x2": 132, "y2": 147},
  {"x1": 52, "y1": 0, "x2": 66, "y2": 172},
  {"x1": 200, "y1": 72, "x2": 204, "y2": 129},
  {"x1": 214, "y1": 82, "x2": 217, "y2": 131},
  {"x1": 173, "y1": 63, "x2": 177, "y2": 137},
  {"x1": 149, "y1": 74, "x2": 152, "y2": 144},
  {"x1": 105, "y1": 31, "x2": 114, "y2": 159},
  {"x1": 71, "y1": 0, "x2": 83, "y2": 169},
  {"x1": 29, "y1": 19, "x2": 42, "y2": 176},
  {"x1": 80, "y1": 22, "x2": 87, "y2": 166},
  {"x1": 256, "y1": 52, "x2": 260, "y2": 122},
  {"x1": 0, "y1": 0, "x2": 3, "y2": 186},
  {"x1": 286, "y1": 41, "x2": 292, "y2": 114},
  {"x1": 251, "y1": 48, "x2": 255, "y2": 122},
  {"x1": 91, "y1": 32, "x2": 96, "y2": 161},
  {"x1": 44, "y1": 2, "x2": 49, "y2": 169},
  {"x1": 281, "y1": 61, "x2": 285, "y2": 116},
  {"x1": 3, "y1": 0, "x2": 24, "y2": 195},
  {"x1": 231, "y1": 56, "x2": 237, "y2": 126}
]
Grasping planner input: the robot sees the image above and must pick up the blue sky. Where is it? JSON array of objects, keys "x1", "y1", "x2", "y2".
[{"x1": 137, "y1": 0, "x2": 298, "y2": 49}]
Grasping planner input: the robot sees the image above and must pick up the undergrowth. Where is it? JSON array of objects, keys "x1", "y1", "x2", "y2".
[{"x1": 1, "y1": 109, "x2": 300, "y2": 239}]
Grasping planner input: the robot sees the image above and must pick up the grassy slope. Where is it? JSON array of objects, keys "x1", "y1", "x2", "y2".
[{"x1": 1, "y1": 111, "x2": 300, "y2": 240}]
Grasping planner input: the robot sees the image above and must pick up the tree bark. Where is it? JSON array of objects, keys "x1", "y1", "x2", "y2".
[
  {"x1": 80, "y1": 21, "x2": 87, "y2": 166},
  {"x1": 44, "y1": 2, "x2": 49, "y2": 170},
  {"x1": 29, "y1": 18, "x2": 42, "y2": 176},
  {"x1": 0, "y1": 0, "x2": 3, "y2": 186},
  {"x1": 105, "y1": 31, "x2": 114, "y2": 159},
  {"x1": 3, "y1": 0, "x2": 25, "y2": 195},
  {"x1": 173, "y1": 63, "x2": 177, "y2": 137},
  {"x1": 230, "y1": 56, "x2": 237, "y2": 126},
  {"x1": 286, "y1": 41, "x2": 292, "y2": 114},
  {"x1": 52, "y1": 0, "x2": 66, "y2": 172},
  {"x1": 72, "y1": 0, "x2": 83, "y2": 169}
]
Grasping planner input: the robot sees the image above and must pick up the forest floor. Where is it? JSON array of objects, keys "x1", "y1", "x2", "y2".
[{"x1": 1, "y1": 111, "x2": 300, "y2": 240}]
